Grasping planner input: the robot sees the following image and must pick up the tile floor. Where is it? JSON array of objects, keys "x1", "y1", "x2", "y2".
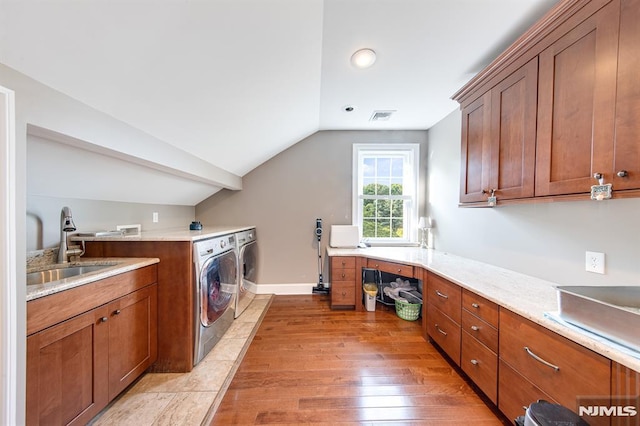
[{"x1": 90, "y1": 294, "x2": 273, "y2": 426}]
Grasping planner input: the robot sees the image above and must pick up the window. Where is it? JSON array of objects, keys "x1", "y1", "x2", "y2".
[{"x1": 353, "y1": 144, "x2": 419, "y2": 244}]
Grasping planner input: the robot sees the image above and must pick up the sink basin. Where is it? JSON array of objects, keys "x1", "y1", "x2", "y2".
[
  {"x1": 556, "y1": 285, "x2": 640, "y2": 352},
  {"x1": 27, "y1": 264, "x2": 112, "y2": 286}
]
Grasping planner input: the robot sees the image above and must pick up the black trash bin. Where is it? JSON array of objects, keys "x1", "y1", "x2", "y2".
[{"x1": 515, "y1": 400, "x2": 589, "y2": 426}]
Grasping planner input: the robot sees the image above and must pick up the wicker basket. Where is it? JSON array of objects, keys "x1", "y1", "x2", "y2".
[{"x1": 395, "y1": 299, "x2": 421, "y2": 321}]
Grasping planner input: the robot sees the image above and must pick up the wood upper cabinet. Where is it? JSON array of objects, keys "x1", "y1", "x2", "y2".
[
  {"x1": 535, "y1": 0, "x2": 620, "y2": 196},
  {"x1": 460, "y1": 58, "x2": 538, "y2": 204},
  {"x1": 612, "y1": 0, "x2": 640, "y2": 191}
]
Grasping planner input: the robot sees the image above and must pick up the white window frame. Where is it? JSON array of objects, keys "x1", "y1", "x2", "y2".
[{"x1": 352, "y1": 144, "x2": 419, "y2": 245}]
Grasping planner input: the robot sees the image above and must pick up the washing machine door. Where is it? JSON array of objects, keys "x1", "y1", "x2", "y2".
[
  {"x1": 199, "y1": 249, "x2": 236, "y2": 327},
  {"x1": 240, "y1": 240, "x2": 258, "y2": 285}
]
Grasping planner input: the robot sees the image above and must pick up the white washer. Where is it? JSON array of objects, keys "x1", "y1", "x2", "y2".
[
  {"x1": 193, "y1": 234, "x2": 237, "y2": 365},
  {"x1": 234, "y1": 228, "x2": 257, "y2": 318}
]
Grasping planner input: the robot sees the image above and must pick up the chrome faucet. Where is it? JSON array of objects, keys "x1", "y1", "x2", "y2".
[{"x1": 58, "y1": 206, "x2": 77, "y2": 263}]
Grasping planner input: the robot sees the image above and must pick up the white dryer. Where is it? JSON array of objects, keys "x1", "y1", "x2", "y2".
[
  {"x1": 193, "y1": 234, "x2": 237, "y2": 365},
  {"x1": 234, "y1": 228, "x2": 257, "y2": 318}
]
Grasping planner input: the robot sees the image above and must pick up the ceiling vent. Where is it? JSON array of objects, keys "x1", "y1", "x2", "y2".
[{"x1": 370, "y1": 110, "x2": 396, "y2": 121}]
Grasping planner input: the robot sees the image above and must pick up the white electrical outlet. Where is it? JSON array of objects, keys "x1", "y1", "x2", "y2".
[
  {"x1": 152, "y1": 212, "x2": 159, "y2": 223},
  {"x1": 585, "y1": 251, "x2": 605, "y2": 274}
]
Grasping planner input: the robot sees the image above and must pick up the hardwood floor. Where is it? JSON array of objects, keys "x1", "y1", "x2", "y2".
[{"x1": 211, "y1": 295, "x2": 509, "y2": 425}]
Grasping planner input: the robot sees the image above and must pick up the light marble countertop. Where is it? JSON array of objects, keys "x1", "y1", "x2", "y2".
[
  {"x1": 72, "y1": 225, "x2": 255, "y2": 242},
  {"x1": 26, "y1": 257, "x2": 159, "y2": 301},
  {"x1": 327, "y1": 246, "x2": 640, "y2": 373}
]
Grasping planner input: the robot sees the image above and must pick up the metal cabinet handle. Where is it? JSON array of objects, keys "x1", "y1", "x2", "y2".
[
  {"x1": 618, "y1": 170, "x2": 629, "y2": 178},
  {"x1": 524, "y1": 346, "x2": 560, "y2": 371},
  {"x1": 100, "y1": 317, "x2": 108, "y2": 323},
  {"x1": 435, "y1": 290, "x2": 448, "y2": 299},
  {"x1": 341, "y1": 273, "x2": 346, "y2": 278},
  {"x1": 471, "y1": 303, "x2": 480, "y2": 308},
  {"x1": 397, "y1": 269, "x2": 402, "y2": 273},
  {"x1": 470, "y1": 325, "x2": 479, "y2": 331},
  {"x1": 435, "y1": 324, "x2": 447, "y2": 336},
  {"x1": 114, "y1": 309, "x2": 121, "y2": 315},
  {"x1": 594, "y1": 172, "x2": 603, "y2": 180},
  {"x1": 341, "y1": 292, "x2": 346, "y2": 297},
  {"x1": 470, "y1": 359, "x2": 479, "y2": 365}
]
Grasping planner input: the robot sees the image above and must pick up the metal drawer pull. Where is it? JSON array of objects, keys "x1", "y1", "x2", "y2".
[
  {"x1": 435, "y1": 290, "x2": 448, "y2": 299},
  {"x1": 100, "y1": 317, "x2": 108, "y2": 323},
  {"x1": 471, "y1": 303, "x2": 480, "y2": 308},
  {"x1": 435, "y1": 324, "x2": 447, "y2": 336},
  {"x1": 470, "y1": 359, "x2": 479, "y2": 365},
  {"x1": 524, "y1": 346, "x2": 560, "y2": 371},
  {"x1": 470, "y1": 325, "x2": 479, "y2": 331}
]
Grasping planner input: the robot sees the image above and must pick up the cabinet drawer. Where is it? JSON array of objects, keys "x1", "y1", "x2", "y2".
[
  {"x1": 462, "y1": 331, "x2": 498, "y2": 403},
  {"x1": 500, "y1": 309, "x2": 610, "y2": 410},
  {"x1": 331, "y1": 256, "x2": 356, "y2": 269},
  {"x1": 461, "y1": 309, "x2": 498, "y2": 353},
  {"x1": 331, "y1": 282, "x2": 355, "y2": 306},
  {"x1": 426, "y1": 272, "x2": 461, "y2": 324},
  {"x1": 462, "y1": 289, "x2": 498, "y2": 328},
  {"x1": 427, "y1": 304, "x2": 461, "y2": 365},
  {"x1": 499, "y1": 359, "x2": 556, "y2": 423},
  {"x1": 332, "y1": 268, "x2": 356, "y2": 283},
  {"x1": 366, "y1": 258, "x2": 414, "y2": 277}
]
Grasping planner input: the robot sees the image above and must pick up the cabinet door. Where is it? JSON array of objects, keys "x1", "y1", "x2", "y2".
[
  {"x1": 460, "y1": 92, "x2": 492, "y2": 203},
  {"x1": 26, "y1": 307, "x2": 109, "y2": 426},
  {"x1": 535, "y1": 0, "x2": 620, "y2": 196},
  {"x1": 108, "y1": 284, "x2": 158, "y2": 400},
  {"x1": 612, "y1": 0, "x2": 640, "y2": 191},
  {"x1": 489, "y1": 58, "x2": 538, "y2": 200}
]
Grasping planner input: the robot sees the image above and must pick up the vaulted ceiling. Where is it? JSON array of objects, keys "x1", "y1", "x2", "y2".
[{"x1": 1, "y1": 0, "x2": 558, "y2": 180}]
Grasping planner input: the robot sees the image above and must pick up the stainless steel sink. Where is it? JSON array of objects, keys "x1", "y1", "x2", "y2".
[
  {"x1": 556, "y1": 285, "x2": 640, "y2": 352},
  {"x1": 27, "y1": 264, "x2": 112, "y2": 286}
]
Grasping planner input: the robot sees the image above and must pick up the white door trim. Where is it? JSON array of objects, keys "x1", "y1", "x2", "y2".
[{"x1": 0, "y1": 84, "x2": 17, "y2": 425}]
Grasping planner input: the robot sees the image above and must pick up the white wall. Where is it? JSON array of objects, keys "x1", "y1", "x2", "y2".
[{"x1": 427, "y1": 110, "x2": 640, "y2": 286}]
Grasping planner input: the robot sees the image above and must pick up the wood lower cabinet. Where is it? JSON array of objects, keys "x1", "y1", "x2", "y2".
[
  {"x1": 366, "y1": 258, "x2": 415, "y2": 278},
  {"x1": 499, "y1": 308, "x2": 610, "y2": 425},
  {"x1": 330, "y1": 256, "x2": 357, "y2": 309},
  {"x1": 460, "y1": 290, "x2": 499, "y2": 403},
  {"x1": 26, "y1": 307, "x2": 109, "y2": 426},
  {"x1": 84, "y1": 241, "x2": 194, "y2": 372},
  {"x1": 26, "y1": 267, "x2": 158, "y2": 426},
  {"x1": 611, "y1": 362, "x2": 640, "y2": 426},
  {"x1": 107, "y1": 284, "x2": 158, "y2": 400},
  {"x1": 426, "y1": 272, "x2": 462, "y2": 365}
]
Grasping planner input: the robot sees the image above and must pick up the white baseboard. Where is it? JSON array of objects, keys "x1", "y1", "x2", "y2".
[{"x1": 249, "y1": 282, "x2": 330, "y2": 295}]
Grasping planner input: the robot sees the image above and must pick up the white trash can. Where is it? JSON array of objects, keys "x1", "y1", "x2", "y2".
[
  {"x1": 365, "y1": 293, "x2": 376, "y2": 311},
  {"x1": 363, "y1": 283, "x2": 378, "y2": 312}
]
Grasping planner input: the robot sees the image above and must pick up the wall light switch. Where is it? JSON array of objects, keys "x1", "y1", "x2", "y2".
[
  {"x1": 585, "y1": 251, "x2": 605, "y2": 274},
  {"x1": 152, "y1": 212, "x2": 159, "y2": 223}
]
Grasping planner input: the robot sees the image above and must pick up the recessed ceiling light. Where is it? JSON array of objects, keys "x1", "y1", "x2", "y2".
[{"x1": 350, "y1": 48, "x2": 376, "y2": 69}]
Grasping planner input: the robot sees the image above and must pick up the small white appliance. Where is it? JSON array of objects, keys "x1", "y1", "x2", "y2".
[{"x1": 330, "y1": 225, "x2": 360, "y2": 248}]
